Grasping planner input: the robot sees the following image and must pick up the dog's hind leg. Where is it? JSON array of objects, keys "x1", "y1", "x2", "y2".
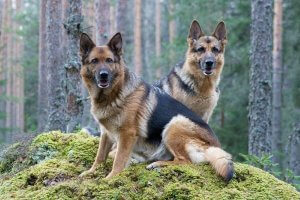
[
  {"x1": 147, "y1": 138, "x2": 191, "y2": 169},
  {"x1": 147, "y1": 115, "x2": 234, "y2": 182},
  {"x1": 147, "y1": 116, "x2": 196, "y2": 169}
]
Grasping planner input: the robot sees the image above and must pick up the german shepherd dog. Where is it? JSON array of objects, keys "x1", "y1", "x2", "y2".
[
  {"x1": 78, "y1": 33, "x2": 233, "y2": 181},
  {"x1": 156, "y1": 20, "x2": 227, "y2": 123}
]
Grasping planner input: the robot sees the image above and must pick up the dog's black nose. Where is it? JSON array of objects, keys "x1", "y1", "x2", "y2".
[
  {"x1": 205, "y1": 60, "x2": 214, "y2": 67},
  {"x1": 99, "y1": 71, "x2": 108, "y2": 79}
]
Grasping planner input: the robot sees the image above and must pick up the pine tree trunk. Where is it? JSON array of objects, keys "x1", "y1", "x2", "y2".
[
  {"x1": 12, "y1": 3, "x2": 17, "y2": 134},
  {"x1": 286, "y1": 122, "x2": 300, "y2": 176},
  {"x1": 63, "y1": 0, "x2": 83, "y2": 133},
  {"x1": 38, "y1": 0, "x2": 48, "y2": 132},
  {"x1": 45, "y1": 0, "x2": 67, "y2": 132},
  {"x1": 249, "y1": 0, "x2": 272, "y2": 157},
  {"x1": 0, "y1": 0, "x2": 8, "y2": 140},
  {"x1": 110, "y1": 4, "x2": 116, "y2": 35},
  {"x1": 116, "y1": 0, "x2": 134, "y2": 75},
  {"x1": 14, "y1": 0, "x2": 24, "y2": 134},
  {"x1": 116, "y1": 0, "x2": 128, "y2": 35},
  {"x1": 94, "y1": 0, "x2": 110, "y2": 45},
  {"x1": 0, "y1": 0, "x2": 2, "y2": 33},
  {"x1": 272, "y1": 0, "x2": 283, "y2": 165},
  {"x1": 6, "y1": 0, "x2": 13, "y2": 141},
  {"x1": 168, "y1": 0, "x2": 176, "y2": 63},
  {"x1": 142, "y1": 0, "x2": 154, "y2": 82},
  {"x1": 155, "y1": 0, "x2": 161, "y2": 79},
  {"x1": 134, "y1": 0, "x2": 142, "y2": 76}
]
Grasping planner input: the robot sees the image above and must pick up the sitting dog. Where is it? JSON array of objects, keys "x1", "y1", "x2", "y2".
[
  {"x1": 156, "y1": 20, "x2": 227, "y2": 123},
  {"x1": 79, "y1": 32, "x2": 233, "y2": 181}
]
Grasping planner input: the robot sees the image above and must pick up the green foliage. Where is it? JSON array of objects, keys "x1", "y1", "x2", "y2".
[
  {"x1": 0, "y1": 131, "x2": 299, "y2": 199},
  {"x1": 29, "y1": 143, "x2": 59, "y2": 165},
  {"x1": 239, "y1": 153, "x2": 300, "y2": 190},
  {"x1": 0, "y1": 140, "x2": 32, "y2": 175},
  {"x1": 239, "y1": 153, "x2": 278, "y2": 170}
]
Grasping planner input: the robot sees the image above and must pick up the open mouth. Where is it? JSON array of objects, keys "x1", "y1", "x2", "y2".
[
  {"x1": 97, "y1": 80, "x2": 109, "y2": 88},
  {"x1": 203, "y1": 70, "x2": 213, "y2": 76}
]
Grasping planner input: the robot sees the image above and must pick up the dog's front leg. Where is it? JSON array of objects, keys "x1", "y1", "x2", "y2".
[
  {"x1": 79, "y1": 131, "x2": 113, "y2": 177},
  {"x1": 105, "y1": 129, "x2": 137, "y2": 179}
]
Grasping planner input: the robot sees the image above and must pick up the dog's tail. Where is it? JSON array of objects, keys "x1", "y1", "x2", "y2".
[{"x1": 204, "y1": 146, "x2": 234, "y2": 182}]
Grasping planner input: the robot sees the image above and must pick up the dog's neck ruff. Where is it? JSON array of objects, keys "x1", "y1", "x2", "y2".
[
  {"x1": 174, "y1": 64, "x2": 196, "y2": 92},
  {"x1": 90, "y1": 68, "x2": 142, "y2": 120}
]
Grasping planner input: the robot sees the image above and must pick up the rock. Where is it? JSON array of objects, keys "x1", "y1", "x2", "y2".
[{"x1": 0, "y1": 131, "x2": 299, "y2": 199}]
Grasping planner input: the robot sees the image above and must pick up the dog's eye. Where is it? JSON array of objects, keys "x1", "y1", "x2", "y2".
[
  {"x1": 197, "y1": 47, "x2": 205, "y2": 52},
  {"x1": 106, "y1": 58, "x2": 113, "y2": 63},
  {"x1": 212, "y1": 47, "x2": 220, "y2": 53},
  {"x1": 91, "y1": 58, "x2": 98, "y2": 64}
]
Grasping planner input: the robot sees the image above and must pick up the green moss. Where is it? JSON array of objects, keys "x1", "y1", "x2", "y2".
[
  {"x1": 0, "y1": 141, "x2": 33, "y2": 176},
  {"x1": 0, "y1": 131, "x2": 299, "y2": 200}
]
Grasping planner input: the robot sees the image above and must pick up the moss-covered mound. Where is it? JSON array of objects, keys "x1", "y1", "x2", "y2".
[{"x1": 0, "y1": 131, "x2": 299, "y2": 200}]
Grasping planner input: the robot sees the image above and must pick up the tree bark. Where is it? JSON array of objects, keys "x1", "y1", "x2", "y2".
[
  {"x1": 0, "y1": 0, "x2": 8, "y2": 140},
  {"x1": 142, "y1": 0, "x2": 154, "y2": 82},
  {"x1": 5, "y1": 0, "x2": 13, "y2": 141},
  {"x1": 168, "y1": 0, "x2": 176, "y2": 63},
  {"x1": 286, "y1": 122, "x2": 300, "y2": 176},
  {"x1": 155, "y1": 0, "x2": 161, "y2": 79},
  {"x1": 116, "y1": 0, "x2": 128, "y2": 35},
  {"x1": 272, "y1": 0, "x2": 283, "y2": 165},
  {"x1": 134, "y1": 0, "x2": 142, "y2": 76},
  {"x1": 38, "y1": 0, "x2": 48, "y2": 132},
  {"x1": 249, "y1": 0, "x2": 272, "y2": 157},
  {"x1": 0, "y1": 0, "x2": 2, "y2": 34},
  {"x1": 94, "y1": 0, "x2": 110, "y2": 45},
  {"x1": 14, "y1": 0, "x2": 24, "y2": 133},
  {"x1": 63, "y1": 0, "x2": 83, "y2": 132},
  {"x1": 45, "y1": 0, "x2": 67, "y2": 132},
  {"x1": 110, "y1": 3, "x2": 116, "y2": 35}
]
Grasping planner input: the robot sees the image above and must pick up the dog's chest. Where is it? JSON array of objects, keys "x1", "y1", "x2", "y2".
[
  {"x1": 91, "y1": 104, "x2": 124, "y2": 137},
  {"x1": 177, "y1": 89, "x2": 219, "y2": 117}
]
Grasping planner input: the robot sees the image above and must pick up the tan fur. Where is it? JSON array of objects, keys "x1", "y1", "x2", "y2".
[
  {"x1": 79, "y1": 33, "x2": 233, "y2": 181},
  {"x1": 204, "y1": 147, "x2": 233, "y2": 179},
  {"x1": 147, "y1": 115, "x2": 233, "y2": 181},
  {"x1": 163, "y1": 21, "x2": 227, "y2": 123}
]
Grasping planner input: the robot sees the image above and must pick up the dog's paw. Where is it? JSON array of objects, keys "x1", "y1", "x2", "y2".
[
  {"x1": 79, "y1": 169, "x2": 95, "y2": 178},
  {"x1": 104, "y1": 172, "x2": 117, "y2": 180},
  {"x1": 146, "y1": 162, "x2": 160, "y2": 170}
]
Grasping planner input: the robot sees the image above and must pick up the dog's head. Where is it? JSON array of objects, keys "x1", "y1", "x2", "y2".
[
  {"x1": 186, "y1": 20, "x2": 227, "y2": 76},
  {"x1": 80, "y1": 33, "x2": 123, "y2": 89}
]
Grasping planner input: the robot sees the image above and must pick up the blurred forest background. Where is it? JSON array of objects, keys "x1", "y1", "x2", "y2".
[{"x1": 0, "y1": 0, "x2": 299, "y2": 187}]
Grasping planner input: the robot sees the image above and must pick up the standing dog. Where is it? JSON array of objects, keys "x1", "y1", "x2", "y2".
[
  {"x1": 79, "y1": 32, "x2": 233, "y2": 181},
  {"x1": 157, "y1": 20, "x2": 227, "y2": 123}
]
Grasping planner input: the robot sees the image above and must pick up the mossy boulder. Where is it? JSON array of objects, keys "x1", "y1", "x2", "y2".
[{"x1": 0, "y1": 131, "x2": 299, "y2": 200}]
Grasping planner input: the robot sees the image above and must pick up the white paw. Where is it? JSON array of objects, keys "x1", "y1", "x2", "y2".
[
  {"x1": 146, "y1": 162, "x2": 159, "y2": 170},
  {"x1": 79, "y1": 169, "x2": 95, "y2": 178}
]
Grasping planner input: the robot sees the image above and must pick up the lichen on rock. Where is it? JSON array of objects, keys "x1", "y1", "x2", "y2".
[{"x1": 0, "y1": 131, "x2": 299, "y2": 199}]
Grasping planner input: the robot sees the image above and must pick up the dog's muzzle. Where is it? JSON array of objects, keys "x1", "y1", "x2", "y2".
[
  {"x1": 201, "y1": 58, "x2": 216, "y2": 76},
  {"x1": 96, "y1": 70, "x2": 111, "y2": 88}
]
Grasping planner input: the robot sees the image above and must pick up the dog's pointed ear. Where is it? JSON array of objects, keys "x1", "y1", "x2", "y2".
[
  {"x1": 212, "y1": 21, "x2": 226, "y2": 41},
  {"x1": 107, "y1": 32, "x2": 122, "y2": 55},
  {"x1": 188, "y1": 20, "x2": 204, "y2": 40},
  {"x1": 80, "y1": 33, "x2": 95, "y2": 59}
]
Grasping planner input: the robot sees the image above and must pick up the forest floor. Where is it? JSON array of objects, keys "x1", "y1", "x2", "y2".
[{"x1": 0, "y1": 131, "x2": 299, "y2": 199}]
